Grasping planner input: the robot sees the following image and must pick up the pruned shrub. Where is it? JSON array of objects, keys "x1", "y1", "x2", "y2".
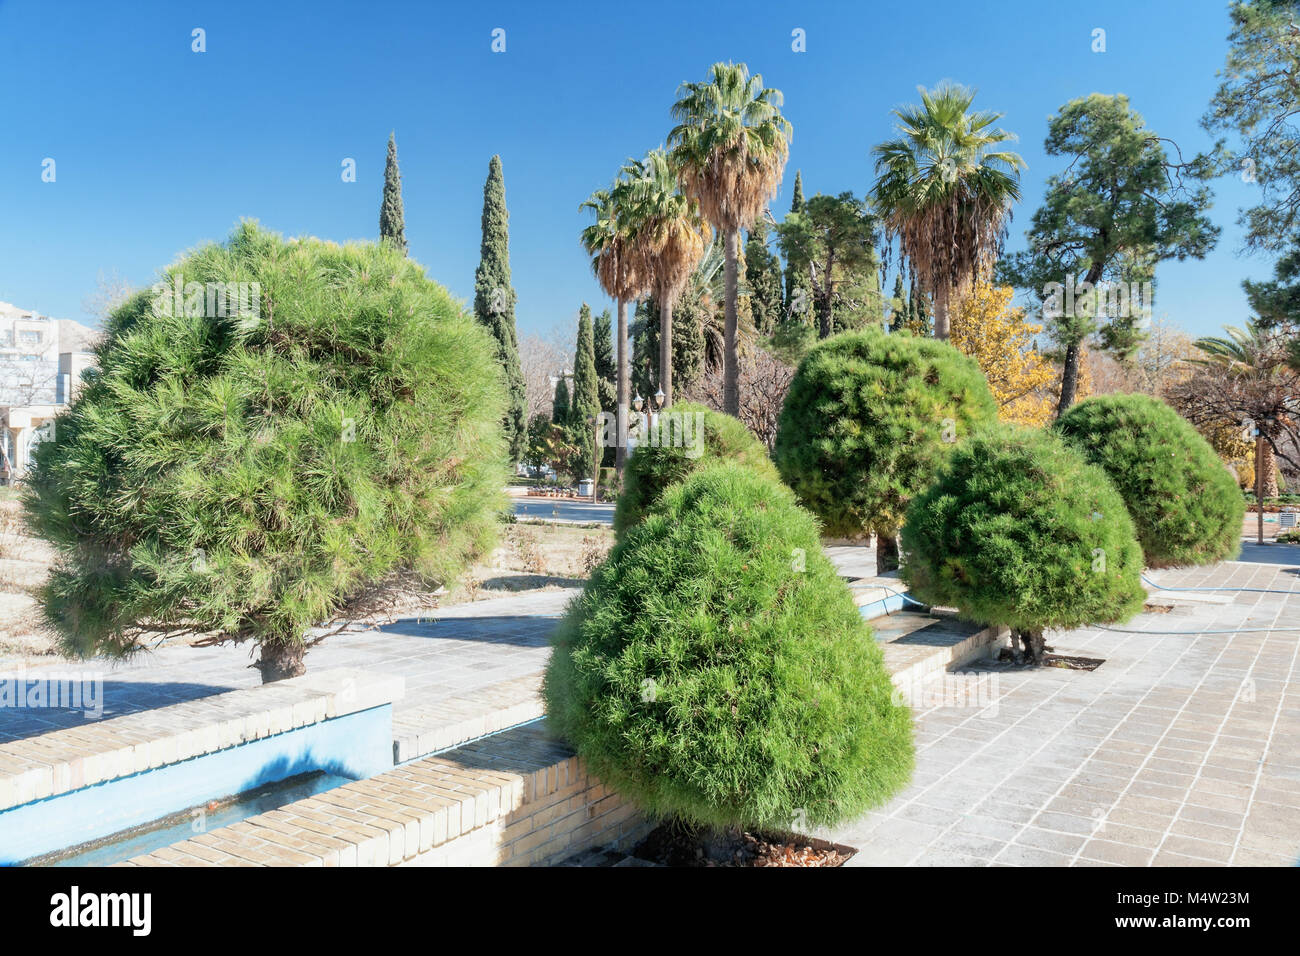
[
  {"x1": 1054, "y1": 394, "x2": 1244, "y2": 567},
  {"x1": 25, "y1": 222, "x2": 508, "y2": 680},
  {"x1": 901, "y1": 424, "x2": 1146, "y2": 664},
  {"x1": 545, "y1": 463, "x2": 914, "y2": 830},
  {"x1": 613, "y1": 401, "x2": 779, "y2": 537},
  {"x1": 773, "y1": 329, "x2": 998, "y2": 571}
]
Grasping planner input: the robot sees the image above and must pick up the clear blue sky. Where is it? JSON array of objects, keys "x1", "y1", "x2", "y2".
[{"x1": 0, "y1": 0, "x2": 1268, "y2": 339}]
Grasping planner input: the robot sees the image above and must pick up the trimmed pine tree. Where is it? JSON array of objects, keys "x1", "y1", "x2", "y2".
[
  {"x1": 473, "y1": 155, "x2": 528, "y2": 463},
  {"x1": 379, "y1": 132, "x2": 407, "y2": 255}
]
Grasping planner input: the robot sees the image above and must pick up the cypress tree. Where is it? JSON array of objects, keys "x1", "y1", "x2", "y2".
[
  {"x1": 379, "y1": 132, "x2": 407, "y2": 254},
  {"x1": 783, "y1": 170, "x2": 805, "y2": 315},
  {"x1": 593, "y1": 307, "x2": 617, "y2": 413},
  {"x1": 552, "y1": 375, "x2": 571, "y2": 424},
  {"x1": 571, "y1": 305, "x2": 601, "y2": 481},
  {"x1": 745, "y1": 221, "x2": 784, "y2": 335},
  {"x1": 473, "y1": 155, "x2": 528, "y2": 463}
]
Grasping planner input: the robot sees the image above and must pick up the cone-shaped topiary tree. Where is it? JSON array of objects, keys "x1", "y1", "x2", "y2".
[
  {"x1": 24, "y1": 222, "x2": 508, "y2": 681},
  {"x1": 1054, "y1": 394, "x2": 1244, "y2": 568},
  {"x1": 612, "y1": 401, "x2": 779, "y2": 537},
  {"x1": 773, "y1": 329, "x2": 998, "y2": 572},
  {"x1": 379, "y1": 132, "x2": 407, "y2": 255},
  {"x1": 545, "y1": 462, "x2": 914, "y2": 831},
  {"x1": 901, "y1": 424, "x2": 1146, "y2": 665}
]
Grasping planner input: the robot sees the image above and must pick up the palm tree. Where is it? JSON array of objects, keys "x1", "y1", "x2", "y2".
[
  {"x1": 580, "y1": 178, "x2": 648, "y2": 475},
  {"x1": 872, "y1": 83, "x2": 1024, "y2": 340},
  {"x1": 621, "y1": 149, "x2": 709, "y2": 407},
  {"x1": 669, "y1": 62, "x2": 792, "y2": 415}
]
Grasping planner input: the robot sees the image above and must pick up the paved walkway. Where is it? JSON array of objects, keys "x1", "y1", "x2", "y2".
[
  {"x1": 829, "y1": 559, "x2": 1300, "y2": 866},
  {"x1": 513, "y1": 499, "x2": 613, "y2": 525}
]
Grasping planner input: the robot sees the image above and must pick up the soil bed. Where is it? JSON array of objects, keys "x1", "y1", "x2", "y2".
[{"x1": 633, "y1": 823, "x2": 856, "y2": 867}]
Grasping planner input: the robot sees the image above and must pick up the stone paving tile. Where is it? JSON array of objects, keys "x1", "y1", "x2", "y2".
[{"x1": 834, "y1": 559, "x2": 1300, "y2": 867}]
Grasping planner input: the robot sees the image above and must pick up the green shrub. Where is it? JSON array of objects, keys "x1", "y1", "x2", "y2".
[
  {"x1": 773, "y1": 329, "x2": 998, "y2": 571},
  {"x1": 901, "y1": 424, "x2": 1146, "y2": 664},
  {"x1": 612, "y1": 401, "x2": 778, "y2": 537},
  {"x1": 25, "y1": 222, "x2": 508, "y2": 680},
  {"x1": 1054, "y1": 394, "x2": 1244, "y2": 568},
  {"x1": 545, "y1": 463, "x2": 913, "y2": 830}
]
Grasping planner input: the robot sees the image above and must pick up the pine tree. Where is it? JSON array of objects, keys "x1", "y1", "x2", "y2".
[
  {"x1": 473, "y1": 155, "x2": 528, "y2": 463},
  {"x1": 783, "y1": 170, "x2": 805, "y2": 315},
  {"x1": 570, "y1": 305, "x2": 600, "y2": 480},
  {"x1": 552, "y1": 375, "x2": 571, "y2": 424},
  {"x1": 745, "y1": 221, "x2": 784, "y2": 335},
  {"x1": 379, "y1": 132, "x2": 407, "y2": 254}
]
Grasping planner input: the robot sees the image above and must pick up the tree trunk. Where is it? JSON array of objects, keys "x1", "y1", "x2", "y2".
[
  {"x1": 1012, "y1": 628, "x2": 1047, "y2": 666},
  {"x1": 723, "y1": 227, "x2": 740, "y2": 416},
  {"x1": 257, "y1": 641, "x2": 306, "y2": 682},
  {"x1": 933, "y1": 286, "x2": 949, "y2": 340},
  {"x1": 659, "y1": 294, "x2": 673, "y2": 408},
  {"x1": 819, "y1": 252, "x2": 835, "y2": 338},
  {"x1": 1260, "y1": 436, "x2": 1279, "y2": 498},
  {"x1": 875, "y1": 526, "x2": 900, "y2": 574},
  {"x1": 1256, "y1": 435, "x2": 1266, "y2": 544},
  {"x1": 616, "y1": 297, "x2": 629, "y2": 477},
  {"x1": 1055, "y1": 341, "x2": 1081, "y2": 418}
]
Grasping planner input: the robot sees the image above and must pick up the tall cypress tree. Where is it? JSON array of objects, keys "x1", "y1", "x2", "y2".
[
  {"x1": 783, "y1": 170, "x2": 805, "y2": 315},
  {"x1": 570, "y1": 305, "x2": 600, "y2": 481},
  {"x1": 473, "y1": 155, "x2": 527, "y2": 463},
  {"x1": 745, "y1": 221, "x2": 784, "y2": 335},
  {"x1": 592, "y1": 307, "x2": 617, "y2": 413},
  {"x1": 379, "y1": 132, "x2": 407, "y2": 254}
]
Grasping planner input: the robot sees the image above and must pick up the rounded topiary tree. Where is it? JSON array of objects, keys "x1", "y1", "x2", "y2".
[
  {"x1": 25, "y1": 222, "x2": 508, "y2": 680},
  {"x1": 773, "y1": 329, "x2": 998, "y2": 572},
  {"x1": 1054, "y1": 394, "x2": 1244, "y2": 568},
  {"x1": 545, "y1": 462, "x2": 913, "y2": 831},
  {"x1": 901, "y1": 424, "x2": 1146, "y2": 665},
  {"x1": 612, "y1": 401, "x2": 779, "y2": 537}
]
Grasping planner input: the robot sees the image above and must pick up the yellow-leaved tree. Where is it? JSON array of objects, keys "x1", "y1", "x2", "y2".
[{"x1": 950, "y1": 284, "x2": 1056, "y2": 426}]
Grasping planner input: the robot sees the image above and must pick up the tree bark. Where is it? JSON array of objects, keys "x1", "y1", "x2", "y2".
[
  {"x1": 616, "y1": 298, "x2": 629, "y2": 477},
  {"x1": 257, "y1": 641, "x2": 306, "y2": 683},
  {"x1": 875, "y1": 527, "x2": 900, "y2": 574},
  {"x1": 659, "y1": 294, "x2": 673, "y2": 408},
  {"x1": 1013, "y1": 628, "x2": 1046, "y2": 666},
  {"x1": 1261, "y1": 436, "x2": 1279, "y2": 498},
  {"x1": 933, "y1": 286, "x2": 949, "y2": 340},
  {"x1": 723, "y1": 227, "x2": 740, "y2": 416},
  {"x1": 1055, "y1": 341, "x2": 1081, "y2": 418}
]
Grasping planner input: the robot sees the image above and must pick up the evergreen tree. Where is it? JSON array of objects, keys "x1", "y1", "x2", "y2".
[
  {"x1": 593, "y1": 307, "x2": 617, "y2": 412},
  {"x1": 473, "y1": 155, "x2": 528, "y2": 462},
  {"x1": 379, "y1": 132, "x2": 407, "y2": 254},
  {"x1": 552, "y1": 375, "x2": 571, "y2": 425},
  {"x1": 571, "y1": 305, "x2": 601, "y2": 480},
  {"x1": 745, "y1": 221, "x2": 784, "y2": 335},
  {"x1": 783, "y1": 170, "x2": 805, "y2": 315}
]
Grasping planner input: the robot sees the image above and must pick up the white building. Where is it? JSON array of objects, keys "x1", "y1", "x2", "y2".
[{"x1": 0, "y1": 303, "x2": 100, "y2": 482}]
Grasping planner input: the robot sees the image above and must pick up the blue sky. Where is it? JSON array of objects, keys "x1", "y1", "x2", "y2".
[{"x1": 0, "y1": 0, "x2": 1270, "y2": 339}]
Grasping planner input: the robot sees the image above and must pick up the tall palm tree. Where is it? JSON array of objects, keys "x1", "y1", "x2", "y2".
[
  {"x1": 580, "y1": 178, "x2": 648, "y2": 475},
  {"x1": 669, "y1": 62, "x2": 792, "y2": 415},
  {"x1": 872, "y1": 83, "x2": 1024, "y2": 340},
  {"x1": 621, "y1": 149, "x2": 709, "y2": 407}
]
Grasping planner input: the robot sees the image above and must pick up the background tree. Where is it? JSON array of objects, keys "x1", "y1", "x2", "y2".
[
  {"x1": 26, "y1": 224, "x2": 507, "y2": 681},
  {"x1": 783, "y1": 170, "x2": 806, "y2": 315},
  {"x1": 745, "y1": 220, "x2": 784, "y2": 335},
  {"x1": 1202, "y1": 0, "x2": 1300, "y2": 253},
  {"x1": 570, "y1": 305, "x2": 601, "y2": 478},
  {"x1": 621, "y1": 149, "x2": 709, "y2": 407},
  {"x1": 872, "y1": 83, "x2": 1024, "y2": 340},
  {"x1": 593, "y1": 307, "x2": 618, "y2": 414},
  {"x1": 580, "y1": 176, "x2": 648, "y2": 476},
  {"x1": 379, "y1": 132, "x2": 407, "y2": 254},
  {"x1": 474, "y1": 155, "x2": 528, "y2": 462},
  {"x1": 670, "y1": 61, "x2": 792, "y2": 416},
  {"x1": 949, "y1": 283, "x2": 1056, "y2": 426},
  {"x1": 776, "y1": 191, "x2": 879, "y2": 338},
  {"x1": 998, "y1": 94, "x2": 1218, "y2": 415},
  {"x1": 551, "y1": 375, "x2": 571, "y2": 425}
]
